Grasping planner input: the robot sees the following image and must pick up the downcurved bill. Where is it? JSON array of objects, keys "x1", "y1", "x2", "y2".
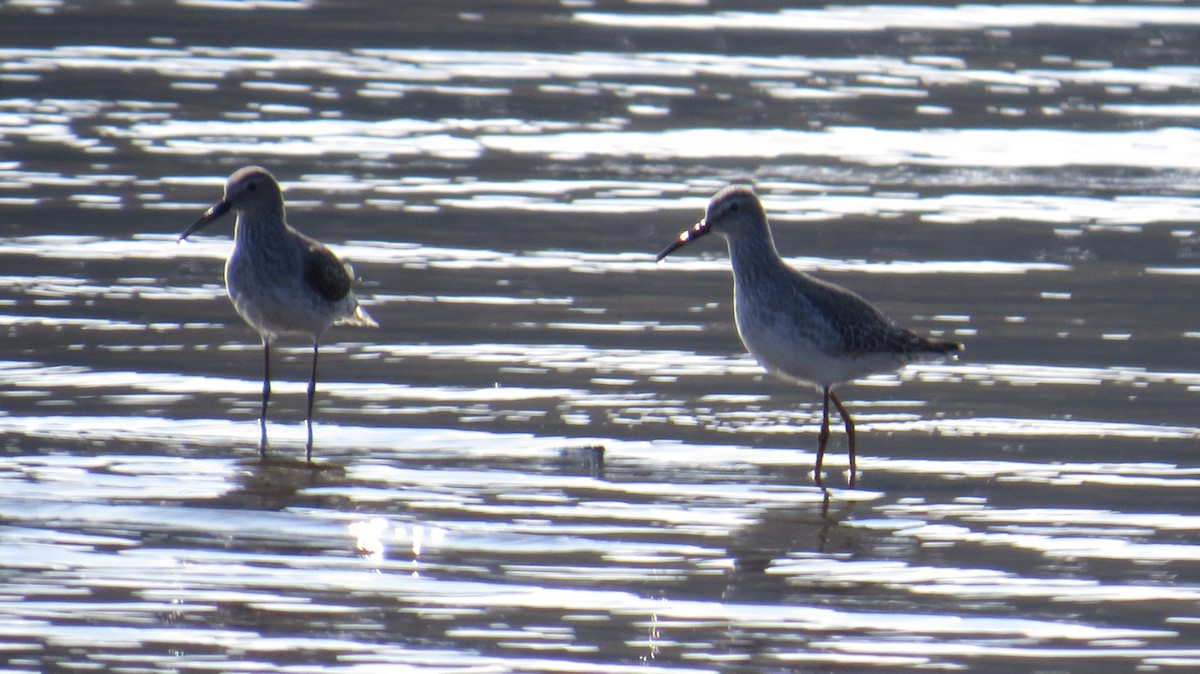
[
  {"x1": 178, "y1": 199, "x2": 232, "y2": 241},
  {"x1": 655, "y1": 218, "x2": 711, "y2": 262}
]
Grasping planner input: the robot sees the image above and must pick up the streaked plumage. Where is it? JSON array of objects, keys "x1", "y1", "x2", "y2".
[
  {"x1": 180, "y1": 166, "x2": 378, "y2": 461},
  {"x1": 657, "y1": 185, "x2": 961, "y2": 487}
]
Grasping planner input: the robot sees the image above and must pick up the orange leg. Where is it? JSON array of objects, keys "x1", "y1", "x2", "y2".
[
  {"x1": 814, "y1": 386, "x2": 832, "y2": 488},
  {"x1": 829, "y1": 390, "x2": 857, "y2": 487}
]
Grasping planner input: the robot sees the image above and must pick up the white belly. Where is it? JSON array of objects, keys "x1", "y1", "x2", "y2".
[
  {"x1": 225, "y1": 248, "x2": 344, "y2": 340},
  {"x1": 734, "y1": 292, "x2": 905, "y2": 388}
]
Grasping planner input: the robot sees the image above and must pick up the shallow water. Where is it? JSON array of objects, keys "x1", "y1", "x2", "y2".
[{"x1": 3, "y1": 1, "x2": 1200, "y2": 672}]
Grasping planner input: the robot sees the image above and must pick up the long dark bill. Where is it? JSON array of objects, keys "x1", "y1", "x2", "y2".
[
  {"x1": 179, "y1": 199, "x2": 232, "y2": 241},
  {"x1": 655, "y1": 218, "x2": 711, "y2": 262}
]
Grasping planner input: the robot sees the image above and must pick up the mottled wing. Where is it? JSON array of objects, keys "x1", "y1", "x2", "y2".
[
  {"x1": 796, "y1": 271, "x2": 961, "y2": 357},
  {"x1": 302, "y1": 239, "x2": 353, "y2": 302}
]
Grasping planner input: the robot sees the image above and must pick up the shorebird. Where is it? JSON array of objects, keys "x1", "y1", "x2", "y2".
[
  {"x1": 180, "y1": 166, "x2": 378, "y2": 462},
  {"x1": 657, "y1": 185, "x2": 961, "y2": 488}
]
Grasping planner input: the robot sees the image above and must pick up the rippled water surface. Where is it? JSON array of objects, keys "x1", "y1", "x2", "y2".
[{"x1": 4, "y1": 1, "x2": 1200, "y2": 671}]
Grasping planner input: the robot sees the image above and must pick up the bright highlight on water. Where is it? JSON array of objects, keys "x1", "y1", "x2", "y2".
[
  {"x1": 657, "y1": 186, "x2": 963, "y2": 488},
  {"x1": 178, "y1": 166, "x2": 378, "y2": 461}
]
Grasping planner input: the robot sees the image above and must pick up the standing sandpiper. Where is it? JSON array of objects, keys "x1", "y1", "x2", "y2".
[
  {"x1": 180, "y1": 166, "x2": 378, "y2": 462},
  {"x1": 657, "y1": 185, "x2": 961, "y2": 488}
]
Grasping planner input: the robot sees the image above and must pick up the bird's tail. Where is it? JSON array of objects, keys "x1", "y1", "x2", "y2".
[
  {"x1": 340, "y1": 303, "x2": 379, "y2": 329},
  {"x1": 916, "y1": 336, "x2": 963, "y2": 360}
]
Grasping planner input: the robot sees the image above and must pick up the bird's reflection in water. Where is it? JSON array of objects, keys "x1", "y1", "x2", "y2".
[
  {"x1": 554, "y1": 444, "x2": 606, "y2": 478},
  {"x1": 222, "y1": 455, "x2": 349, "y2": 511},
  {"x1": 722, "y1": 493, "x2": 862, "y2": 604}
]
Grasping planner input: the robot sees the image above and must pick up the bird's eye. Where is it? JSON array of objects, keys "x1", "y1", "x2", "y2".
[
  {"x1": 247, "y1": 181, "x2": 258, "y2": 192},
  {"x1": 729, "y1": 202, "x2": 740, "y2": 213}
]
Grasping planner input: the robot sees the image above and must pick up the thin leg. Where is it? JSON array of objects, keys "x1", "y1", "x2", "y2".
[
  {"x1": 814, "y1": 385, "x2": 832, "y2": 489},
  {"x1": 260, "y1": 339, "x2": 271, "y2": 460},
  {"x1": 306, "y1": 342, "x2": 319, "y2": 463},
  {"x1": 829, "y1": 390, "x2": 857, "y2": 487}
]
